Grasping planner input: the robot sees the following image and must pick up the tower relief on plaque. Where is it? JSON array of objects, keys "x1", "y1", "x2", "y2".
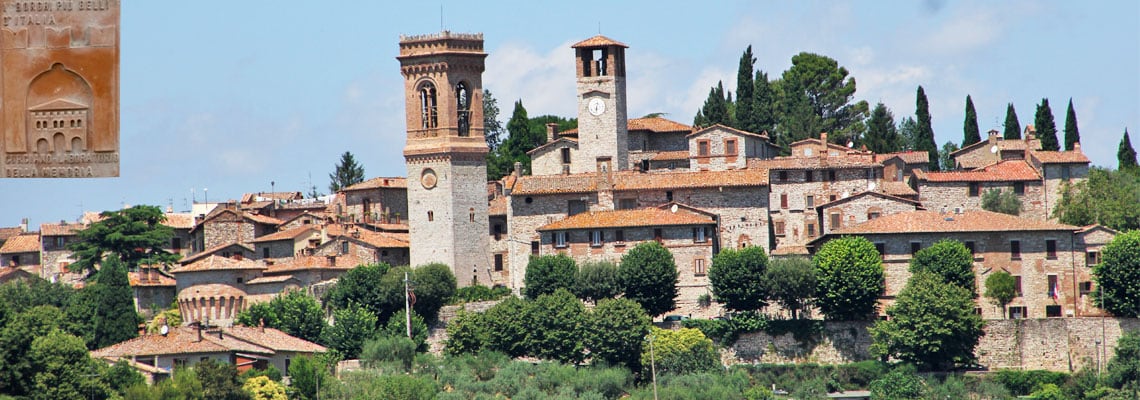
[{"x1": 1, "y1": 0, "x2": 120, "y2": 178}]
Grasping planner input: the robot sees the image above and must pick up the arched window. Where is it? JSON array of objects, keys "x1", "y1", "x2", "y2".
[
  {"x1": 419, "y1": 82, "x2": 438, "y2": 129},
  {"x1": 456, "y1": 82, "x2": 471, "y2": 137}
]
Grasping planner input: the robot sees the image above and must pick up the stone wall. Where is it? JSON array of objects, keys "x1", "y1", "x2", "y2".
[
  {"x1": 725, "y1": 321, "x2": 874, "y2": 365},
  {"x1": 918, "y1": 180, "x2": 1047, "y2": 220},
  {"x1": 769, "y1": 167, "x2": 877, "y2": 249}
]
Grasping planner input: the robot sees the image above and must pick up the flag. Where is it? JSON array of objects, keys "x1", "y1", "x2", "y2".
[
  {"x1": 1052, "y1": 282, "x2": 1060, "y2": 301},
  {"x1": 408, "y1": 286, "x2": 417, "y2": 307}
]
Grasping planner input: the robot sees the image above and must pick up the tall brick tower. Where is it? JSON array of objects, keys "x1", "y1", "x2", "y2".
[
  {"x1": 572, "y1": 36, "x2": 629, "y2": 173},
  {"x1": 398, "y1": 31, "x2": 490, "y2": 286}
]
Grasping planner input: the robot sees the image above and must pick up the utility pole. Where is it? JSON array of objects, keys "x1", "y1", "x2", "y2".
[
  {"x1": 405, "y1": 271, "x2": 412, "y2": 339},
  {"x1": 650, "y1": 332, "x2": 658, "y2": 400}
]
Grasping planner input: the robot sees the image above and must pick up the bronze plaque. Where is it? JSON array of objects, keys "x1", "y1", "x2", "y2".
[{"x1": 1, "y1": 0, "x2": 119, "y2": 178}]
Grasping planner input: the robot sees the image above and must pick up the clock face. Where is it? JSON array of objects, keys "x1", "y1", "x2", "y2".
[
  {"x1": 588, "y1": 98, "x2": 606, "y2": 116},
  {"x1": 420, "y1": 169, "x2": 437, "y2": 189}
]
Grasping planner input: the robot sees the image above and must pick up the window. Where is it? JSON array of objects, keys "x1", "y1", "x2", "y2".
[
  {"x1": 262, "y1": 247, "x2": 270, "y2": 258},
  {"x1": 725, "y1": 139, "x2": 737, "y2": 156},
  {"x1": 778, "y1": 171, "x2": 788, "y2": 182},
  {"x1": 236, "y1": 277, "x2": 243, "y2": 284},
  {"x1": 493, "y1": 224, "x2": 503, "y2": 240},
  {"x1": 774, "y1": 221, "x2": 785, "y2": 236},
  {"x1": 665, "y1": 191, "x2": 674, "y2": 202},
  {"x1": 828, "y1": 169, "x2": 836, "y2": 181},
  {"x1": 1013, "y1": 182, "x2": 1025, "y2": 195},
  {"x1": 615, "y1": 230, "x2": 625, "y2": 243},
  {"x1": 419, "y1": 82, "x2": 438, "y2": 129},
  {"x1": 867, "y1": 211, "x2": 881, "y2": 220},
  {"x1": 1048, "y1": 274, "x2": 1058, "y2": 298},
  {"x1": 174, "y1": 358, "x2": 187, "y2": 368},
  {"x1": 618, "y1": 198, "x2": 638, "y2": 210},
  {"x1": 342, "y1": 241, "x2": 349, "y2": 254},
  {"x1": 829, "y1": 194, "x2": 837, "y2": 202},
  {"x1": 964, "y1": 241, "x2": 976, "y2": 256},
  {"x1": 591, "y1": 230, "x2": 604, "y2": 247},
  {"x1": 806, "y1": 222, "x2": 816, "y2": 238},
  {"x1": 693, "y1": 227, "x2": 708, "y2": 243},
  {"x1": 456, "y1": 82, "x2": 471, "y2": 136},
  {"x1": 654, "y1": 228, "x2": 663, "y2": 243},
  {"x1": 698, "y1": 140, "x2": 710, "y2": 156},
  {"x1": 1046, "y1": 239, "x2": 1057, "y2": 259},
  {"x1": 910, "y1": 242, "x2": 922, "y2": 256},
  {"x1": 829, "y1": 213, "x2": 840, "y2": 229},
  {"x1": 874, "y1": 243, "x2": 886, "y2": 259},
  {"x1": 1009, "y1": 306, "x2": 1027, "y2": 319},
  {"x1": 531, "y1": 241, "x2": 540, "y2": 255},
  {"x1": 561, "y1": 147, "x2": 571, "y2": 164},
  {"x1": 469, "y1": 208, "x2": 475, "y2": 222},
  {"x1": 1046, "y1": 305, "x2": 1062, "y2": 318},
  {"x1": 494, "y1": 254, "x2": 504, "y2": 271},
  {"x1": 806, "y1": 195, "x2": 815, "y2": 209},
  {"x1": 1087, "y1": 250, "x2": 1101, "y2": 266},
  {"x1": 427, "y1": 211, "x2": 434, "y2": 222},
  {"x1": 780, "y1": 193, "x2": 788, "y2": 209},
  {"x1": 11, "y1": 255, "x2": 19, "y2": 266},
  {"x1": 554, "y1": 232, "x2": 568, "y2": 248},
  {"x1": 1079, "y1": 281, "x2": 1093, "y2": 295},
  {"x1": 968, "y1": 183, "x2": 980, "y2": 197},
  {"x1": 1013, "y1": 275, "x2": 1023, "y2": 296},
  {"x1": 171, "y1": 237, "x2": 182, "y2": 250},
  {"x1": 694, "y1": 259, "x2": 707, "y2": 276},
  {"x1": 1010, "y1": 240, "x2": 1021, "y2": 260},
  {"x1": 805, "y1": 171, "x2": 814, "y2": 182}
]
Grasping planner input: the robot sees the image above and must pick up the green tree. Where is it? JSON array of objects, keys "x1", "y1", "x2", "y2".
[
  {"x1": 1094, "y1": 231, "x2": 1140, "y2": 317},
  {"x1": 1064, "y1": 98, "x2": 1081, "y2": 151},
  {"x1": 1053, "y1": 167, "x2": 1140, "y2": 231},
  {"x1": 753, "y1": 70, "x2": 778, "y2": 135},
  {"x1": 868, "y1": 368, "x2": 926, "y2": 399},
  {"x1": 235, "y1": 290, "x2": 326, "y2": 344},
  {"x1": 103, "y1": 359, "x2": 145, "y2": 396},
  {"x1": 735, "y1": 46, "x2": 758, "y2": 132},
  {"x1": 527, "y1": 289, "x2": 587, "y2": 364},
  {"x1": 963, "y1": 94, "x2": 982, "y2": 147},
  {"x1": 324, "y1": 263, "x2": 390, "y2": 317},
  {"x1": 0, "y1": 305, "x2": 64, "y2": 396},
  {"x1": 897, "y1": 116, "x2": 919, "y2": 151},
  {"x1": 984, "y1": 270, "x2": 1018, "y2": 319},
  {"x1": 642, "y1": 327, "x2": 720, "y2": 376},
  {"x1": 443, "y1": 309, "x2": 487, "y2": 355},
  {"x1": 777, "y1": 52, "x2": 869, "y2": 148},
  {"x1": 981, "y1": 188, "x2": 1022, "y2": 216},
  {"x1": 1105, "y1": 330, "x2": 1140, "y2": 391},
  {"x1": 864, "y1": 102, "x2": 900, "y2": 154},
  {"x1": 1035, "y1": 98, "x2": 1060, "y2": 151},
  {"x1": 619, "y1": 242, "x2": 680, "y2": 317},
  {"x1": 915, "y1": 86, "x2": 939, "y2": 171},
  {"x1": 694, "y1": 81, "x2": 732, "y2": 127},
  {"x1": 587, "y1": 298, "x2": 651, "y2": 370},
  {"x1": 382, "y1": 310, "x2": 429, "y2": 352},
  {"x1": 765, "y1": 256, "x2": 816, "y2": 319},
  {"x1": 196, "y1": 359, "x2": 251, "y2": 400},
  {"x1": 483, "y1": 296, "x2": 532, "y2": 357},
  {"x1": 939, "y1": 141, "x2": 960, "y2": 171},
  {"x1": 708, "y1": 246, "x2": 770, "y2": 311},
  {"x1": 909, "y1": 239, "x2": 976, "y2": 294},
  {"x1": 1120, "y1": 129, "x2": 1138, "y2": 171},
  {"x1": 813, "y1": 236, "x2": 884, "y2": 320},
  {"x1": 1003, "y1": 103, "x2": 1022, "y2": 140},
  {"x1": 242, "y1": 376, "x2": 287, "y2": 400},
  {"x1": 89, "y1": 256, "x2": 141, "y2": 349},
  {"x1": 573, "y1": 260, "x2": 621, "y2": 303},
  {"x1": 406, "y1": 263, "x2": 458, "y2": 322},
  {"x1": 483, "y1": 89, "x2": 505, "y2": 153},
  {"x1": 287, "y1": 355, "x2": 331, "y2": 400},
  {"x1": 524, "y1": 254, "x2": 577, "y2": 299},
  {"x1": 361, "y1": 335, "x2": 417, "y2": 372},
  {"x1": 29, "y1": 330, "x2": 111, "y2": 400},
  {"x1": 321, "y1": 304, "x2": 378, "y2": 359},
  {"x1": 487, "y1": 100, "x2": 545, "y2": 179},
  {"x1": 328, "y1": 151, "x2": 365, "y2": 193},
  {"x1": 870, "y1": 272, "x2": 984, "y2": 370},
  {"x1": 68, "y1": 205, "x2": 179, "y2": 277}
]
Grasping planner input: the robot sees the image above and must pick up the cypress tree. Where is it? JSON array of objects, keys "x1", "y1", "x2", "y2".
[
  {"x1": 753, "y1": 70, "x2": 777, "y2": 134},
  {"x1": 1034, "y1": 98, "x2": 1059, "y2": 151},
  {"x1": 1119, "y1": 129, "x2": 1138, "y2": 170},
  {"x1": 695, "y1": 81, "x2": 731, "y2": 127},
  {"x1": 1064, "y1": 98, "x2": 1081, "y2": 151},
  {"x1": 915, "y1": 86, "x2": 939, "y2": 170},
  {"x1": 91, "y1": 256, "x2": 141, "y2": 349},
  {"x1": 735, "y1": 46, "x2": 757, "y2": 133},
  {"x1": 1003, "y1": 103, "x2": 1021, "y2": 140},
  {"x1": 962, "y1": 95, "x2": 981, "y2": 147},
  {"x1": 865, "y1": 102, "x2": 899, "y2": 154}
]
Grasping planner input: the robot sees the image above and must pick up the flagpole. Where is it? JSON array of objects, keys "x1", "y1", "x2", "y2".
[{"x1": 405, "y1": 271, "x2": 412, "y2": 339}]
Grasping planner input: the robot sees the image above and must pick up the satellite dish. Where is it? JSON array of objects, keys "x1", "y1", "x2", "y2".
[
  {"x1": 670, "y1": 204, "x2": 679, "y2": 213},
  {"x1": 160, "y1": 324, "x2": 169, "y2": 336},
  {"x1": 990, "y1": 145, "x2": 999, "y2": 154},
  {"x1": 847, "y1": 141, "x2": 854, "y2": 148}
]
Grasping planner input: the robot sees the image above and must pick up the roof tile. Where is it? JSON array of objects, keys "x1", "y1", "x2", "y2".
[
  {"x1": 538, "y1": 204, "x2": 714, "y2": 231},
  {"x1": 823, "y1": 210, "x2": 1077, "y2": 236},
  {"x1": 0, "y1": 234, "x2": 39, "y2": 254},
  {"x1": 249, "y1": 226, "x2": 319, "y2": 243},
  {"x1": 1030, "y1": 149, "x2": 1090, "y2": 164},
  {"x1": 341, "y1": 177, "x2": 408, "y2": 191},
  {"x1": 172, "y1": 254, "x2": 266, "y2": 273},
  {"x1": 916, "y1": 160, "x2": 1040, "y2": 182},
  {"x1": 570, "y1": 35, "x2": 628, "y2": 48}
]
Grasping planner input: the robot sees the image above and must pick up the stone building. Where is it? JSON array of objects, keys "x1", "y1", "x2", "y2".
[
  {"x1": 762, "y1": 155, "x2": 883, "y2": 252},
  {"x1": 39, "y1": 221, "x2": 85, "y2": 283},
  {"x1": 336, "y1": 177, "x2": 408, "y2": 224},
  {"x1": 687, "y1": 124, "x2": 780, "y2": 171},
  {"x1": 815, "y1": 191, "x2": 923, "y2": 236},
  {"x1": 0, "y1": 233, "x2": 39, "y2": 268},
  {"x1": 317, "y1": 224, "x2": 410, "y2": 267},
  {"x1": 129, "y1": 267, "x2": 176, "y2": 316},
  {"x1": 951, "y1": 130, "x2": 1039, "y2": 170},
  {"x1": 188, "y1": 205, "x2": 281, "y2": 254},
  {"x1": 173, "y1": 255, "x2": 266, "y2": 326},
  {"x1": 915, "y1": 160, "x2": 1048, "y2": 220},
  {"x1": 248, "y1": 225, "x2": 322, "y2": 261},
  {"x1": 162, "y1": 213, "x2": 194, "y2": 258},
  {"x1": 808, "y1": 210, "x2": 1113, "y2": 320}
]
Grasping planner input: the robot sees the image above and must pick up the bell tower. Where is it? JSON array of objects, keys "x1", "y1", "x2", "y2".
[
  {"x1": 398, "y1": 31, "x2": 490, "y2": 286},
  {"x1": 573, "y1": 35, "x2": 629, "y2": 173}
]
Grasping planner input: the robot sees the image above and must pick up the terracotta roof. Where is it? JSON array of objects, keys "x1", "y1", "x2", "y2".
[
  {"x1": 877, "y1": 181, "x2": 918, "y2": 197},
  {"x1": 1077, "y1": 224, "x2": 1119, "y2": 235},
  {"x1": 1030, "y1": 149, "x2": 1090, "y2": 164},
  {"x1": 342, "y1": 177, "x2": 408, "y2": 191},
  {"x1": 752, "y1": 156, "x2": 880, "y2": 170},
  {"x1": 246, "y1": 213, "x2": 283, "y2": 226},
  {"x1": 0, "y1": 267, "x2": 39, "y2": 282},
  {"x1": 179, "y1": 242, "x2": 256, "y2": 264},
  {"x1": 650, "y1": 150, "x2": 691, "y2": 161},
  {"x1": 613, "y1": 168, "x2": 768, "y2": 191},
  {"x1": 173, "y1": 254, "x2": 265, "y2": 273},
  {"x1": 241, "y1": 192, "x2": 303, "y2": 203},
  {"x1": 245, "y1": 275, "x2": 299, "y2": 285},
  {"x1": 249, "y1": 226, "x2": 320, "y2": 243},
  {"x1": 537, "y1": 204, "x2": 715, "y2": 231},
  {"x1": 526, "y1": 137, "x2": 578, "y2": 156},
  {"x1": 789, "y1": 137, "x2": 850, "y2": 152},
  {"x1": 191, "y1": 208, "x2": 282, "y2": 232},
  {"x1": 488, "y1": 196, "x2": 507, "y2": 216},
  {"x1": 359, "y1": 222, "x2": 410, "y2": 233},
  {"x1": 821, "y1": 210, "x2": 1077, "y2": 237},
  {"x1": 816, "y1": 191, "x2": 922, "y2": 210},
  {"x1": 512, "y1": 174, "x2": 598, "y2": 195},
  {"x1": 161, "y1": 213, "x2": 195, "y2": 230},
  {"x1": 952, "y1": 137, "x2": 1032, "y2": 158},
  {"x1": 326, "y1": 225, "x2": 409, "y2": 248},
  {"x1": 915, "y1": 160, "x2": 1040, "y2": 182},
  {"x1": 264, "y1": 254, "x2": 363, "y2": 274},
  {"x1": 0, "y1": 234, "x2": 39, "y2": 254},
  {"x1": 0, "y1": 227, "x2": 24, "y2": 242},
  {"x1": 875, "y1": 151, "x2": 929, "y2": 165},
  {"x1": 128, "y1": 270, "x2": 177, "y2": 287},
  {"x1": 571, "y1": 35, "x2": 628, "y2": 48},
  {"x1": 687, "y1": 124, "x2": 769, "y2": 139},
  {"x1": 91, "y1": 326, "x2": 324, "y2": 360},
  {"x1": 629, "y1": 117, "x2": 691, "y2": 133},
  {"x1": 40, "y1": 222, "x2": 83, "y2": 236}
]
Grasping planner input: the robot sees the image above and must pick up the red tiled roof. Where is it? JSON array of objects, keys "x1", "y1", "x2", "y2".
[
  {"x1": 224, "y1": 325, "x2": 327, "y2": 353},
  {"x1": 875, "y1": 151, "x2": 929, "y2": 165},
  {"x1": 0, "y1": 234, "x2": 39, "y2": 254},
  {"x1": 162, "y1": 213, "x2": 195, "y2": 229},
  {"x1": 1030, "y1": 149, "x2": 1090, "y2": 164},
  {"x1": 326, "y1": 225, "x2": 409, "y2": 248},
  {"x1": 341, "y1": 177, "x2": 408, "y2": 191},
  {"x1": 751, "y1": 156, "x2": 880, "y2": 170},
  {"x1": 245, "y1": 275, "x2": 299, "y2": 285},
  {"x1": 128, "y1": 270, "x2": 177, "y2": 287},
  {"x1": 246, "y1": 213, "x2": 283, "y2": 226},
  {"x1": 614, "y1": 168, "x2": 768, "y2": 191},
  {"x1": 629, "y1": 117, "x2": 691, "y2": 133},
  {"x1": 650, "y1": 150, "x2": 690, "y2": 161},
  {"x1": 789, "y1": 137, "x2": 850, "y2": 152},
  {"x1": 822, "y1": 210, "x2": 1077, "y2": 236},
  {"x1": 249, "y1": 226, "x2": 319, "y2": 243},
  {"x1": 488, "y1": 196, "x2": 507, "y2": 216},
  {"x1": 0, "y1": 227, "x2": 24, "y2": 242},
  {"x1": 264, "y1": 254, "x2": 363, "y2": 274},
  {"x1": 512, "y1": 174, "x2": 599, "y2": 195},
  {"x1": 538, "y1": 204, "x2": 715, "y2": 231},
  {"x1": 877, "y1": 181, "x2": 918, "y2": 197},
  {"x1": 571, "y1": 35, "x2": 628, "y2": 48},
  {"x1": 526, "y1": 137, "x2": 577, "y2": 156},
  {"x1": 40, "y1": 222, "x2": 83, "y2": 236},
  {"x1": 173, "y1": 254, "x2": 265, "y2": 273},
  {"x1": 687, "y1": 124, "x2": 769, "y2": 139},
  {"x1": 91, "y1": 326, "x2": 324, "y2": 359},
  {"x1": 915, "y1": 160, "x2": 1040, "y2": 182},
  {"x1": 816, "y1": 191, "x2": 922, "y2": 210}
]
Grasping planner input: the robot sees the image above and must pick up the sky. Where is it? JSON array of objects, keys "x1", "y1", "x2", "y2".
[{"x1": 2, "y1": 0, "x2": 1138, "y2": 228}]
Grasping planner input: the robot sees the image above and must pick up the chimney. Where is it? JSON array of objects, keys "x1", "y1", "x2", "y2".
[
  {"x1": 820, "y1": 132, "x2": 828, "y2": 145},
  {"x1": 546, "y1": 123, "x2": 559, "y2": 143},
  {"x1": 1074, "y1": 142, "x2": 1081, "y2": 152},
  {"x1": 259, "y1": 318, "x2": 265, "y2": 333},
  {"x1": 19, "y1": 218, "x2": 27, "y2": 232},
  {"x1": 196, "y1": 322, "x2": 203, "y2": 342},
  {"x1": 513, "y1": 162, "x2": 523, "y2": 177},
  {"x1": 988, "y1": 129, "x2": 1000, "y2": 140}
]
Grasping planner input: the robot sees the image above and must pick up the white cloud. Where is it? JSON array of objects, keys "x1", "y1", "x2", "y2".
[
  {"x1": 919, "y1": 9, "x2": 1001, "y2": 55},
  {"x1": 484, "y1": 40, "x2": 576, "y2": 117}
]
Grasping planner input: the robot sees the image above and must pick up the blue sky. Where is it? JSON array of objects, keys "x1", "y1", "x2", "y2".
[{"x1": 3, "y1": 0, "x2": 1138, "y2": 227}]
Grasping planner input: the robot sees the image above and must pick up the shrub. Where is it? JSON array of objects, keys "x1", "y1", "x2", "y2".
[
  {"x1": 524, "y1": 254, "x2": 577, "y2": 299},
  {"x1": 642, "y1": 327, "x2": 721, "y2": 376},
  {"x1": 361, "y1": 335, "x2": 417, "y2": 372},
  {"x1": 813, "y1": 236, "x2": 884, "y2": 320},
  {"x1": 709, "y1": 246, "x2": 770, "y2": 311},
  {"x1": 573, "y1": 261, "x2": 621, "y2": 303}
]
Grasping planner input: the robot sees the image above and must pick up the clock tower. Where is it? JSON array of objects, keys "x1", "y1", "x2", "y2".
[
  {"x1": 572, "y1": 36, "x2": 629, "y2": 173},
  {"x1": 398, "y1": 31, "x2": 490, "y2": 286}
]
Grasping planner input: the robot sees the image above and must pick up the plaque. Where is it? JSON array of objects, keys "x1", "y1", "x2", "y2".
[{"x1": 1, "y1": 0, "x2": 119, "y2": 178}]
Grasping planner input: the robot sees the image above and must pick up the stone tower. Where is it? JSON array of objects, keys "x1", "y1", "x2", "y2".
[
  {"x1": 398, "y1": 31, "x2": 490, "y2": 287},
  {"x1": 572, "y1": 35, "x2": 629, "y2": 173}
]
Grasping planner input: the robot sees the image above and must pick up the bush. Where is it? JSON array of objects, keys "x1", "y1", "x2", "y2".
[
  {"x1": 242, "y1": 376, "x2": 286, "y2": 400},
  {"x1": 320, "y1": 303, "x2": 378, "y2": 359},
  {"x1": 382, "y1": 309, "x2": 429, "y2": 352},
  {"x1": 524, "y1": 254, "x2": 577, "y2": 299},
  {"x1": 642, "y1": 327, "x2": 721, "y2": 376},
  {"x1": 990, "y1": 369, "x2": 1070, "y2": 396},
  {"x1": 483, "y1": 296, "x2": 532, "y2": 357},
  {"x1": 573, "y1": 261, "x2": 621, "y2": 303},
  {"x1": 443, "y1": 309, "x2": 488, "y2": 355},
  {"x1": 527, "y1": 289, "x2": 587, "y2": 364},
  {"x1": 452, "y1": 284, "x2": 510, "y2": 303},
  {"x1": 361, "y1": 335, "x2": 417, "y2": 372},
  {"x1": 813, "y1": 236, "x2": 884, "y2": 320},
  {"x1": 868, "y1": 367, "x2": 925, "y2": 400}
]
